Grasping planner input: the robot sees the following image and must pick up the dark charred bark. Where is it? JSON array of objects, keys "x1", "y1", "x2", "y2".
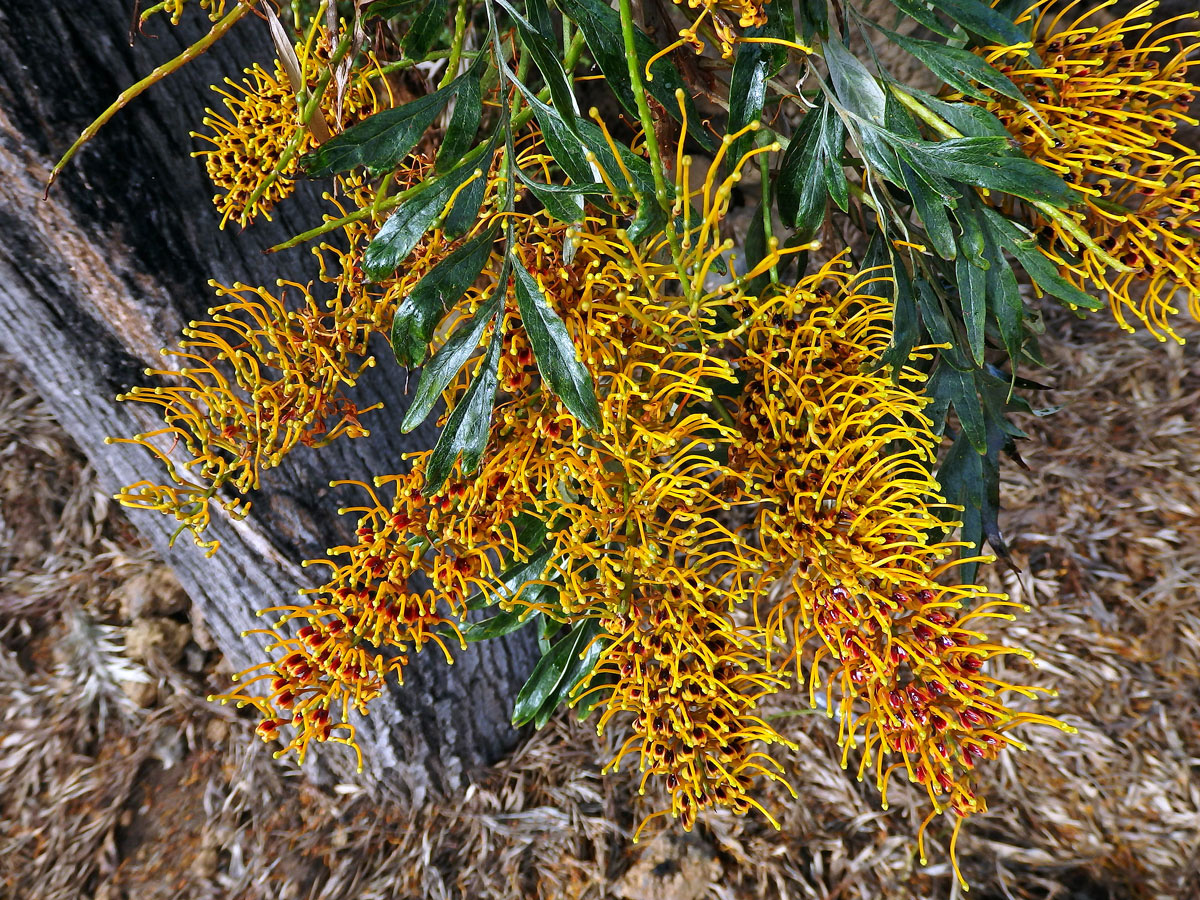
[{"x1": 0, "y1": 0, "x2": 537, "y2": 804}]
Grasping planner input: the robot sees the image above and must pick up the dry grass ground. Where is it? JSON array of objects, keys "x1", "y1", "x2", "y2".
[{"x1": 2, "y1": 302, "x2": 1199, "y2": 900}]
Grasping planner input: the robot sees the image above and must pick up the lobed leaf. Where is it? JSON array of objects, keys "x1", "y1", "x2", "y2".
[
  {"x1": 435, "y1": 54, "x2": 487, "y2": 173},
  {"x1": 980, "y1": 207, "x2": 1105, "y2": 309},
  {"x1": 888, "y1": 31, "x2": 1026, "y2": 103},
  {"x1": 402, "y1": 264, "x2": 507, "y2": 432},
  {"x1": 301, "y1": 80, "x2": 459, "y2": 177},
  {"x1": 363, "y1": 138, "x2": 493, "y2": 281}
]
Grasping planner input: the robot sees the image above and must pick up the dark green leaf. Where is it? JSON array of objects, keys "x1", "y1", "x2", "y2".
[
  {"x1": 526, "y1": 0, "x2": 555, "y2": 36},
  {"x1": 821, "y1": 108, "x2": 849, "y2": 211},
  {"x1": 402, "y1": 289, "x2": 498, "y2": 431},
  {"x1": 301, "y1": 81, "x2": 457, "y2": 177},
  {"x1": 900, "y1": 157, "x2": 957, "y2": 259},
  {"x1": 435, "y1": 55, "x2": 486, "y2": 173},
  {"x1": 777, "y1": 101, "x2": 828, "y2": 235},
  {"x1": 888, "y1": 31, "x2": 1026, "y2": 103},
  {"x1": 933, "y1": 430, "x2": 985, "y2": 560},
  {"x1": 512, "y1": 620, "x2": 600, "y2": 728},
  {"x1": 510, "y1": 84, "x2": 595, "y2": 185},
  {"x1": 463, "y1": 517, "x2": 556, "y2": 611},
  {"x1": 535, "y1": 621, "x2": 604, "y2": 728},
  {"x1": 986, "y1": 233, "x2": 1024, "y2": 366},
  {"x1": 728, "y1": 38, "x2": 770, "y2": 167},
  {"x1": 366, "y1": 0, "x2": 425, "y2": 17},
  {"x1": 495, "y1": 0, "x2": 580, "y2": 131},
  {"x1": 930, "y1": 364, "x2": 986, "y2": 453},
  {"x1": 516, "y1": 170, "x2": 607, "y2": 222},
  {"x1": 797, "y1": 0, "x2": 829, "y2": 40},
  {"x1": 928, "y1": 0, "x2": 1031, "y2": 51},
  {"x1": 512, "y1": 255, "x2": 603, "y2": 431},
  {"x1": 443, "y1": 165, "x2": 489, "y2": 237},
  {"x1": 402, "y1": 0, "x2": 448, "y2": 58},
  {"x1": 884, "y1": 0, "x2": 958, "y2": 39},
  {"x1": 901, "y1": 137, "x2": 1076, "y2": 208},
  {"x1": 885, "y1": 87, "x2": 924, "y2": 141},
  {"x1": 880, "y1": 254, "x2": 920, "y2": 372},
  {"x1": 559, "y1": 0, "x2": 716, "y2": 150},
  {"x1": 954, "y1": 189, "x2": 988, "y2": 264},
  {"x1": 742, "y1": 202, "x2": 770, "y2": 296},
  {"x1": 903, "y1": 88, "x2": 1013, "y2": 138},
  {"x1": 364, "y1": 140, "x2": 491, "y2": 280},
  {"x1": 390, "y1": 227, "x2": 497, "y2": 368},
  {"x1": 980, "y1": 207, "x2": 1104, "y2": 308},
  {"x1": 953, "y1": 198, "x2": 991, "y2": 367},
  {"x1": 916, "y1": 278, "x2": 971, "y2": 370},
  {"x1": 956, "y1": 252, "x2": 988, "y2": 366},
  {"x1": 462, "y1": 607, "x2": 540, "y2": 642},
  {"x1": 423, "y1": 328, "x2": 502, "y2": 495},
  {"x1": 765, "y1": 0, "x2": 797, "y2": 68},
  {"x1": 823, "y1": 37, "x2": 886, "y2": 126}
]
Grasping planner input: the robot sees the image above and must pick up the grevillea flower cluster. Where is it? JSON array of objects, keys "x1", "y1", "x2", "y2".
[
  {"x1": 971, "y1": 0, "x2": 1200, "y2": 341},
  {"x1": 74, "y1": 0, "x2": 1200, "y2": 888},
  {"x1": 195, "y1": 25, "x2": 386, "y2": 227},
  {"x1": 109, "y1": 277, "x2": 380, "y2": 554},
  {"x1": 670, "y1": 0, "x2": 771, "y2": 57},
  {"x1": 734, "y1": 264, "x2": 1069, "y2": 882}
]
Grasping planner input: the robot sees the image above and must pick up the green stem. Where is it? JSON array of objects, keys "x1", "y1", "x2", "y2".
[
  {"x1": 564, "y1": 27, "x2": 586, "y2": 72},
  {"x1": 616, "y1": 0, "x2": 694, "y2": 310},
  {"x1": 439, "y1": 0, "x2": 471, "y2": 89},
  {"x1": 48, "y1": 1, "x2": 252, "y2": 194},
  {"x1": 510, "y1": 34, "x2": 534, "y2": 119},
  {"x1": 242, "y1": 29, "x2": 355, "y2": 224},
  {"x1": 617, "y1": 0, "x2": 670, "y2": 216},
  {"x1": 375, "y1": 49, "x2": 468, "y2": 79},
  {"x1": 889, "y1": 84, "x2": 1131, "y2": 272},
  {"x1": 758, "y1": 149, "x2": 779, "y2": 284},
  {"x1": 372, "y1": 171, "x2": 396, "y2": 215}
]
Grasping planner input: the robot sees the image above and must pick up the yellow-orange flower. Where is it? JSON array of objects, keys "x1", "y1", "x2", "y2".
[
  {"x1": 970, "y1": 0, "x2": 1200, "y2": 341},
  {"x1": 110, "y1": 278, "x2": 380, "y2": 552},
  {"x1": 212, "y1": 460, "x2": 535, "y2": 765},
  {"x1": 147, "y1": 0, "x2": 229, "y2": 27},
  {"x1": 194, "y1": 27, "x2": 386, "y2": 228},
  {"x1": 670, "y1": 0, "x2": 771, "y2": 57},
  {"x1": 731, "y1": 260, "x2": 1074, "y2": 886}
]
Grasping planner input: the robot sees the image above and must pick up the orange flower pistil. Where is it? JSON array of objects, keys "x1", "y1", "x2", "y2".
[
  {"x1": 670, "y1": 0, "x2": 772, "y2": 57},
  {"x1": 213, "y1": 458, "x2": 542, "y2": 765}
]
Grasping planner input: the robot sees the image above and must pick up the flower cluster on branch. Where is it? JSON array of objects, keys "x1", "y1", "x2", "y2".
[{"x1": 64, "y1": 0, "x2": 1200, "y2": 887}]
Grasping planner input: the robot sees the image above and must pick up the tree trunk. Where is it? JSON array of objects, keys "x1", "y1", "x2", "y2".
[{"x1": 0, "y1": 0, "x2": 538, "y2": 804}]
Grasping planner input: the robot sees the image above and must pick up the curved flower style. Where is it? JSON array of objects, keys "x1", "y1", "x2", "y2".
[
  {"x1": 732, "y1": 259, "x2": 1074, "y2": 885},
  {"x1": 148, "y1": 0, "x2": 229, "y2": 27},
  {"x1": 110, "y1": 279, "x2": 380, "y2": 553},
  {"x1": 970, "y1": 0, "x2": 1200, "y2": 341},
  {"x1": 194, "y1": 27, "x2": 386, "y2": 228},
  {"x1": 670, "y1": 0, "x2": 771, "y2": 57},
  {"x1": 211, "y1": 462, "x2": 534, "y2": 766}
]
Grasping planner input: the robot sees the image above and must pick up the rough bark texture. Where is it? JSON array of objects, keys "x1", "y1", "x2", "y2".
[{"x1": 0, "y1": 0, "x2": 538, "y2": 804}]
